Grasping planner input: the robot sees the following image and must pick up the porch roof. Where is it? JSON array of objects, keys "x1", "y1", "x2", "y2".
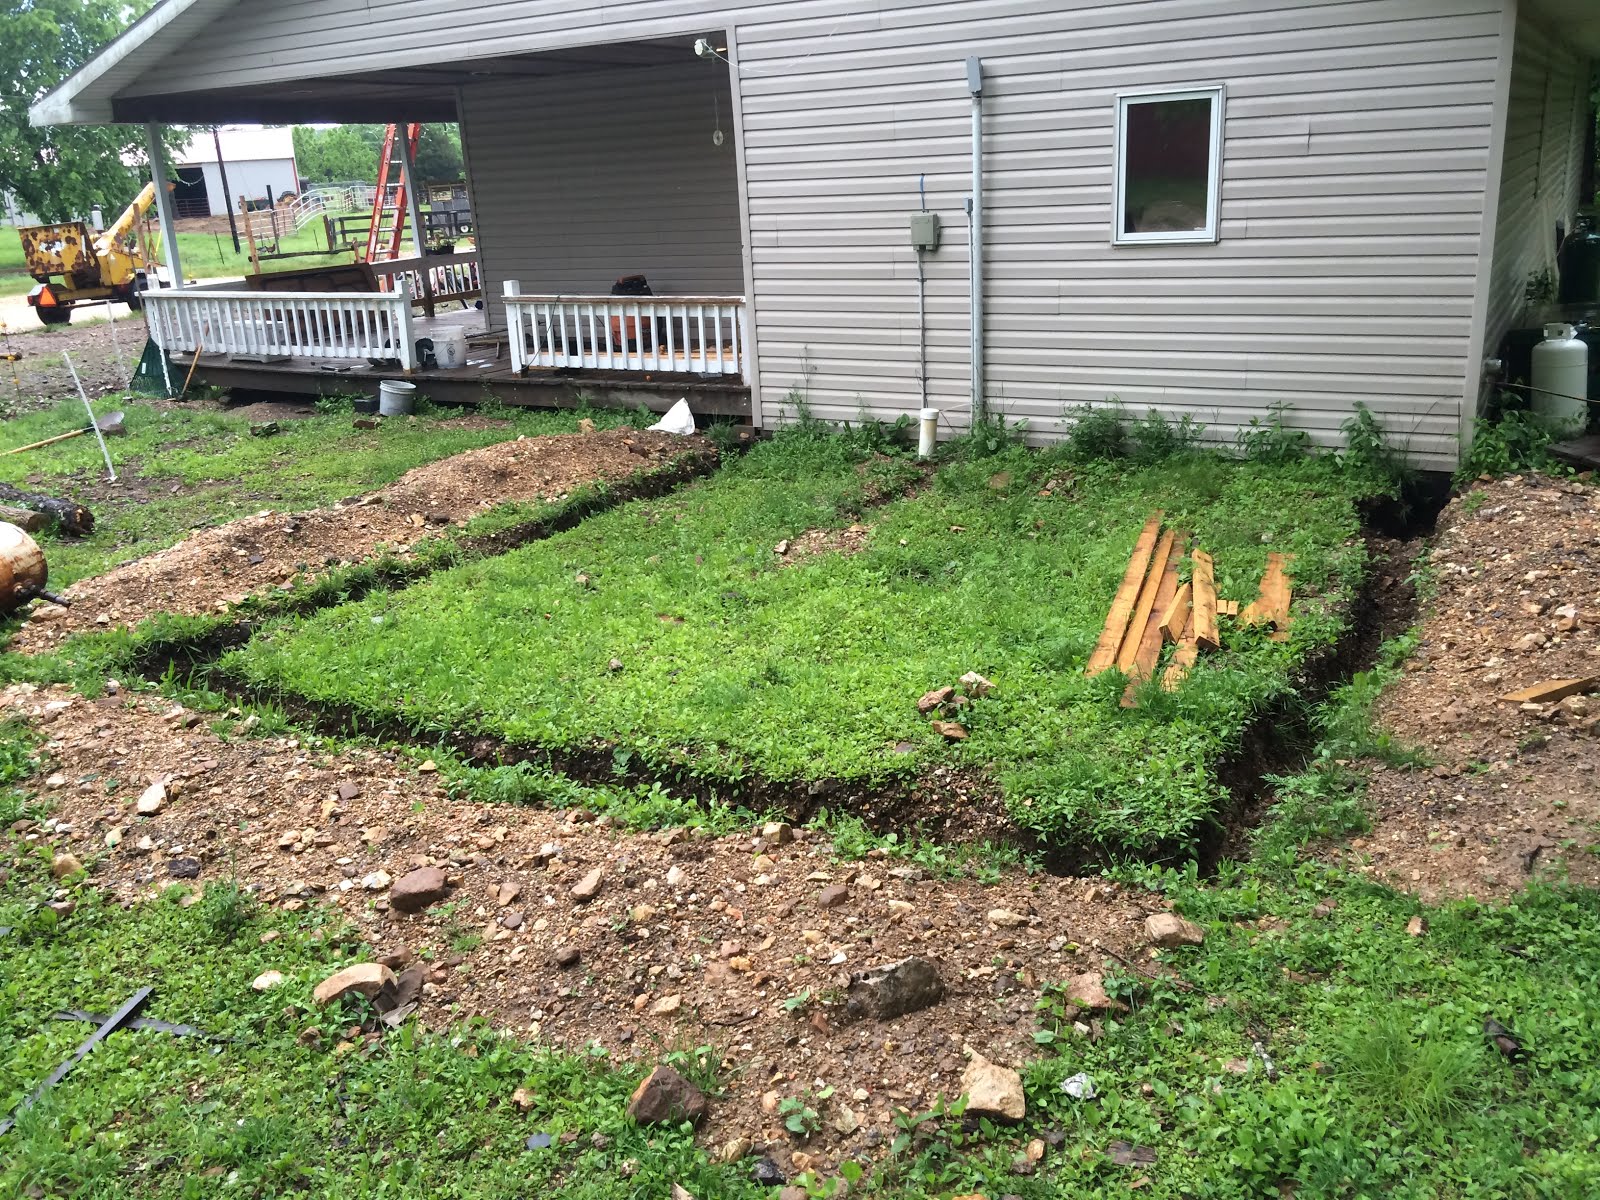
[{"x1": 29, "y1": 0, "x2": 705, "y2": 126}]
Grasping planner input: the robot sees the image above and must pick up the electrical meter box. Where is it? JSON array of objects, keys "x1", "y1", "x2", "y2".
[{"x1": 909, "y1": 211, "x2": 942, "y2": 251}]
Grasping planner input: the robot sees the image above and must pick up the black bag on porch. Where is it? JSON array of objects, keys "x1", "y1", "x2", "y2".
[{"x1": 609, "y1": 274, "x2": 662, "y2": 353}]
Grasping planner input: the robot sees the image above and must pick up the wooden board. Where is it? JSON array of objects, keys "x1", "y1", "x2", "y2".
[
  {"x1": 1499, "y1": 677, "x2": 1600, "y2": 705},
  {"x1": 1085, "y1": 512, "x2": 1164, "y2": 676},
  {"x1": 1158, "y1": 581, "x2": 1192, "y2": 644},
  {"x1": 1217, "y1": 599, "x2": 1239, "y2": 617},
  {"x1": 1240, "y1": 552, "x2": 1295, "y2": 641},
  {"x1": 1120, "y1": 536, "x2": 1183, "y2": 706},
  {"x1": 1161, "y1": 614, "x2": 1199, "y2": 692},
  {"x1": 1191, "y1": 549, "x2": 1219, "y2": 651},
  {"x1": 1115, "y1": 529, "x2": 1177, "y2": 674}
]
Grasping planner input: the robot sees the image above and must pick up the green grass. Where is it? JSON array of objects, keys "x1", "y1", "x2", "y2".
[
  {"x1": 0, "y1": 399, "x2": 634, "y2": 588},
  {"x1": 219, "y1": 431, "x2": 1370, "y2": 854},
  {"x1": 1, "y1": 225, "x2": 361, "y2": 300},
  {"x1": 0, "y1": 867, "x2": 761, "y2": 1199},
  {"x1": 5, "y1": 710, "x2": 1598, "y2": 1199}
]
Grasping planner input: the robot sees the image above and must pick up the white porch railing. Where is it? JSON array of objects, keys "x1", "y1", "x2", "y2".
[
  {"x1": 372, "y1": 251, "x2": 482, "y2": 318},
  {"x1": 502, "y1": 283, "x2": 745, "y2": 378},
  {"x1": 144, "y1": 286, "x2": 416, "y2": 369}
]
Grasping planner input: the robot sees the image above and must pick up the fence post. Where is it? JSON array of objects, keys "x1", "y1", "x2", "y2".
[
  {"x1": 503, "y1": 280, "x2": 525, "y2": 375},
  {"x1": 395, "y1": 280, "x2": 418, "y2": 372}
]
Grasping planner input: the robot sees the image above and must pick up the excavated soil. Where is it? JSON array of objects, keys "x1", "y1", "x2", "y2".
[
  {"x1": 7, "y1": 683, "x2": 1161, "y2": 1172},
  {"x1": 1340, "y1": 475, "x2": 1600, "y2": 901},
  {"x1": 13, "y1": 429, "x2": 714, "y2": 652}
]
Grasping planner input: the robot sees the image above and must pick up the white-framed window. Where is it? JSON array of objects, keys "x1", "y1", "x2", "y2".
[{"x1": 1112, "y1": 86, "x2": 1225, "y2": 246}]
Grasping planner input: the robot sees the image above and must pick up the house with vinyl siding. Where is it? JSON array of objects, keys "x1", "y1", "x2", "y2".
[{"x1": 30, "y1": 0, "x2": 1600, "y2": 471}]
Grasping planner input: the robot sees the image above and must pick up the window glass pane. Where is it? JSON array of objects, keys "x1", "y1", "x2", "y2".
[{"x1": 1122, "y1": 97, "x2": 1213, "y2": 236}]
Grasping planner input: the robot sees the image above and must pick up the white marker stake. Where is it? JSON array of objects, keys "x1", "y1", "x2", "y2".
[
  {"x1": 61, "y1": 351, "x2": 117, "y2": 483},
  {"x1": 103, "y1": 301, "x2": 128, "y2": 385}
]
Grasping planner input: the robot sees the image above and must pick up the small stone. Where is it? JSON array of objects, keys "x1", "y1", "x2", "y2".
[
  {"x1": 845, "y1": 956, "x2": 944, "y2": 1020},
  {"x1": 650, "y1": 994, "x2": 683, "y2": 1016},
  {"x1": 817, "y1": 883, "x2": 849, "y2": 909},
  {"x1": 552, "y1": 945, "x2": 580, "y2": 968},
  {"x1": 571, "y1": 868, "x2": 604, "y2": 902},
  {"x1": 988, "y1": 908, "x2": 1028, "y2": 928},
  {"x1": 666, "y1": 865, "x2": 687, "y2": 887},
  {"x1": 313, "y1": 963, "x2": 396, "y2": 1006},
  {"x1": 167, "y1": 858, "x2": 201, "y2": 879},
  {"x1": 626, "y1": 1065, "x2": 707, "y2": 1125},
  {"x1": 762, "y1": 821, "x2": 795, "y2": 846},
  {"x1": 389, "y1": 866, "x2": 449, "y2": 913},
  {"x1": 136, "y1": 781, "x2": 167, "y2": 815},
  {"x1": 1061, "y1": 970, "x2": 1128, "y2": 1013},
  {"x1": 961, "y1": 1051, "x2": 1026, "y2": 1121},
  {"x1": 959, "y1": 671, "x2": 995, "y2": 697},
  {"x1": 512, "y1": 1087, "x2": 536, "y2": 1112},
  {"x1": 773, "y1": 539, "x2": 790, "y2": 556},
  {"x1": 916, "y1": 686, "x2": 955, "y2": 714},
  {"x1": 104, "y1": 827, "x2": 122, "y2": 849},
  {"x1": 1145, "y1": 912, "x2": 1205, "y2": 948},
  {"x1": 631, "y1": 904, "x2": 658, "y2": 923},
  {"x1": 608, "y1": 658, "x2": 625, "y2": 672},
  {"x1": 51, "y1": 853, "x2": 83, "y2": 879},
  {"x1": 362, "y1": 870, "x2": 393, "y2": 891},
  {"x1": 930, "y1": 720, "x2": 968, "y2": 741},
  {"x1": 718, "y1": 1137, "x2": 752, "y2": 1164},
  {"x1": 1406, "y1": 915, "x2": 1427, "y2": 938},
  {"x1": 252, "y1": 970, "x2": 285, "y2": 992},
  {"x1": 417, "y1": 760, "x2": 437, "y2": 773},
  {"x1": 44, "y1": 773, "x2": 66, "y2": 789},
  {"x1": 499, "y1": 911, "x2": 524, "y2": 930}
]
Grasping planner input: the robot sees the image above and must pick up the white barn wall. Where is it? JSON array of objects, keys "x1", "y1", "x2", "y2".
[
  {"x1": 106, "y1": 0, "x2": 1530, "y2": 468},
  {"x1": 196, "y1": 158, "x2": 299, "y2": 215},
  {"x1": 1482, "y1": 5, "x2": 1592, "y2": 367}
]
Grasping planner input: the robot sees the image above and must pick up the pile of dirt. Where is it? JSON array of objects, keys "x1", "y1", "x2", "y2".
[
  {"x1": 1347, "y1": 475, "x2": 1600, "y2": 901},
  {"x1": 8, "y1": 682, "x2": 1162, "y2": 1173},
  {"x1": 13, "y1": 428, "x2": 713, "y2": 652}
]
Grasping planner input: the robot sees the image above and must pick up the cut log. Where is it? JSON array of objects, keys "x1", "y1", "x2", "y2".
[
  {"x1": 1120, "y1": 535, "x2": 1183, "y2": 706},
  {"x1": 1086, "y1": 512, "x2": 1164, "y2": 677},
  {"x1": 1162, "y1": 614, "x2": 1199, "y2": 692},
  {"x1": 0, "y1": 484, "x2": 93, "y2": 536},
  {"x1": 1240, "y1": 552, "x2": 1295, "y2": 641},
  {"x1": 0, "y1": 505, "x2": 49, "y2": 533},
  {"x1": 1115, "y1": 529, "x2": 1177, "y2": 675},
  {"x1": 1158, "y1": 581, "x2": 1192, "y2": 644},
  {"x1": 1499, "y1": 677, "x2": 1600, "y2": 705},
  {"x1": 1191, "y1": 549, "x2": 1219, "y2": 651}
]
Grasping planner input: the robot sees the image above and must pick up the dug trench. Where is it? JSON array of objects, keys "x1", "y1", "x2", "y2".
[{"x1": 90, "y1": 474, "x2": 1451, "y2": 878}]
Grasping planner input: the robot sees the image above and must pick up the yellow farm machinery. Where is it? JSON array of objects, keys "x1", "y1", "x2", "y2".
[{"x1": 17, "y1": 183, "x2": 162, "y2": 326}]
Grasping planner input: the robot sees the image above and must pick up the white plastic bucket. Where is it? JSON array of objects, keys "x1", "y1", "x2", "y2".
[
  {"x1": 378, "y1": 379, "x2": 416, "y2": 417},
  {"x1": 434, "y1": 328, "x2": 468, "y2": 370}
]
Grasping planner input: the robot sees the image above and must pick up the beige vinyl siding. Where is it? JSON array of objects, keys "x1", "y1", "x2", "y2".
[
  {"x1": 458, "y1": 62, "x2": 743, "y2": 310},
  {"x1": 119, "y1": 0, "x2": 1516, "y2": 468},
  {"x1": 1482, "y1": 8, "x2": 1592, "y2": 366}
]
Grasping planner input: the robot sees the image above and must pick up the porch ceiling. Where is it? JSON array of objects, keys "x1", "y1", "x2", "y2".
[
  {"x1": 1526, "y1": 0, "x2": 1600, "y2": 57},
  {"x1": 89, "y1": 35, "x2": 702, "y2": 126}
]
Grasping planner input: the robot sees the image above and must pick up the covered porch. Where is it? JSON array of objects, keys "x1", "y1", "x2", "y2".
[{"x1": 61, "y1": 28, "x2": 753, "y2": 418}]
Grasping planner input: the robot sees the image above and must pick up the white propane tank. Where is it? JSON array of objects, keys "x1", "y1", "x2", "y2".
[{"x1": 1530, "y1": 323, "x2": 1589, "y2": 430}]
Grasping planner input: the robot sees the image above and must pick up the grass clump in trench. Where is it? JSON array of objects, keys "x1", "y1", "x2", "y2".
[{"x1": 220, "y1": 427, "x2": 1369, "y2": 855}]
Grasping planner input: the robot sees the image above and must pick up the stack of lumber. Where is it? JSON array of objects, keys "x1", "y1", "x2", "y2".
[{"x1": 1085, "y1": 511, "x2": 1295, "y2": 707}]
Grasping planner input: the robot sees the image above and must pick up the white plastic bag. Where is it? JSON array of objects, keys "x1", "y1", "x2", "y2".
[{"x1": 648, "y1": 398, "x2": 696, "y2": 436}]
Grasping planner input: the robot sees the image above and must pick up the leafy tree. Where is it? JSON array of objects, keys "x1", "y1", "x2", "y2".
[
  {"x1": 292, "y1": 123, "x2": 462, "y2": 186},
  {"x1": 0, "y1": 0, "x2": 175, "y2": 222}
]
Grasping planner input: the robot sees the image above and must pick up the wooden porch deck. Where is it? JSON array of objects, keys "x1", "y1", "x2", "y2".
[{"x1": 171, "y1": 309, "x2": 752, "y2": 419}]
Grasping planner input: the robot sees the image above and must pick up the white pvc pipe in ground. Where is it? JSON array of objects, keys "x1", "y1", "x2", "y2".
[{"x1": 918, "y1": 407, "x2": 939, "y2": 459}]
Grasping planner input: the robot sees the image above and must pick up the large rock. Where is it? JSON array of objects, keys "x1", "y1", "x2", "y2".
[
  {"x1": 960, "y1": 1051, "x2": 1026, "y2": 1121},
  {"x1": 388, "y1": 866, "x2": 449, "y2": 913},
  {"x1": 627, "y1": 1065, "x2": 707, "y2": 1125},
  {"x1": 845, "y1": 956, "x2": 944, "y2": 1020},
  {"x1": 313, "y1": 962, "x2": 396, "y2": 1006},
  {"x1": 1145, "y1": 912, "x2": 1205, "y2": 948}
]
